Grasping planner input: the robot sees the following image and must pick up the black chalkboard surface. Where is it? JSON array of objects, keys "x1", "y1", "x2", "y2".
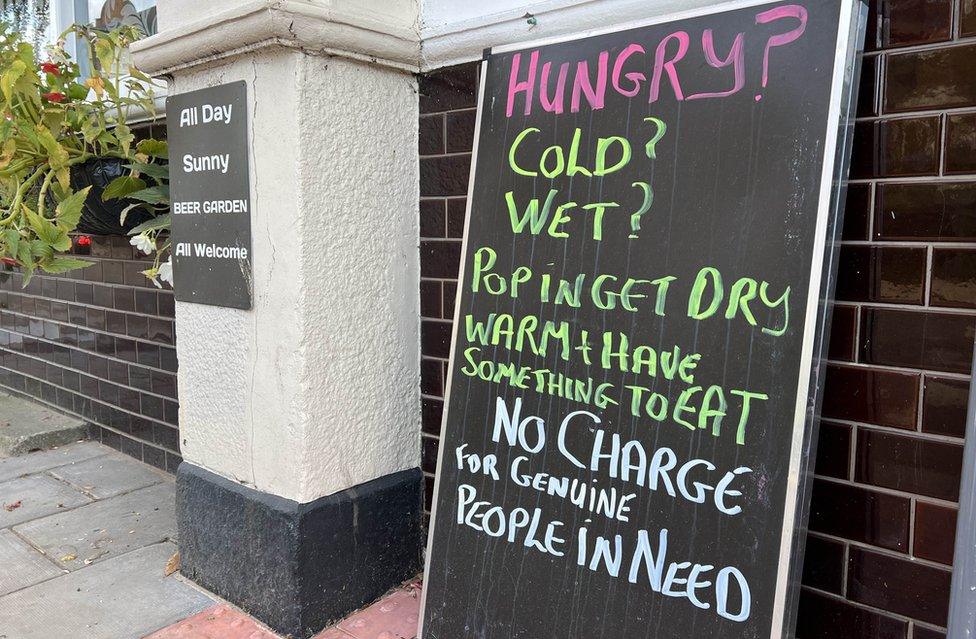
[{"x1": 421, "y1": 1, "x2": 865, "y2": 637}]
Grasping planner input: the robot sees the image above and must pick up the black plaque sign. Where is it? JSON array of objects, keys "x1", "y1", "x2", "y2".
[
  {"x1": 166, "y1": 81, "x2": 252, "y2": 309},
  {"x1": 421, "y1": 1, "x2": 865, "y2": 637}
]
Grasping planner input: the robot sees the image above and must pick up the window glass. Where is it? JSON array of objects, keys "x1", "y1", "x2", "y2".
[{"x1": 90, "y1": 0, "x2": 156, "y2": 35}]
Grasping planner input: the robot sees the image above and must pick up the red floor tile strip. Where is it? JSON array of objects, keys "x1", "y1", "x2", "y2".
[
  {"x1": 145, "y1": 583, "x2": 422, "y2": 639},
  {"x1": 143, "y1": 604, "x2": 279, "y2": 639}
]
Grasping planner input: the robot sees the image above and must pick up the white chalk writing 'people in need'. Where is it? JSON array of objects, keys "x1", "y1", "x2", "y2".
[{"x1": 456, "y1": 484, "x2": 751, "y2": 622}]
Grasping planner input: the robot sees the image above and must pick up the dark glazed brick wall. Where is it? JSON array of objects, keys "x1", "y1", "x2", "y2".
[
  {"x1": 0, "y1": 235, "x2": 180, "y2": 471},
  {"x1": 418, "y1": 3, "x2": 976, "y2": 635},
  {"x1": 418, "y1": 63, "x2": 477, "y2": 515}
]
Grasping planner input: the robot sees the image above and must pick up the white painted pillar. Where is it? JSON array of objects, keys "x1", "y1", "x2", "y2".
[{"x1": 131, "y1": 3, "x2": 422, "y2": 636}]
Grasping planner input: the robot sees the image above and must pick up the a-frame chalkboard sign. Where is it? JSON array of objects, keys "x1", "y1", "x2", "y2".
[{"x1": 421, "y1": 1, "x2": 866, "y2": 637}]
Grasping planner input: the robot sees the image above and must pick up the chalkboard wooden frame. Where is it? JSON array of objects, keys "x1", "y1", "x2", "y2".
[
  {"x1": 421, "y1": 1, "x2": 867, "y2": 636},
  {"x1": 948, "y1": 348, "x2": 976, "y2": 636}
]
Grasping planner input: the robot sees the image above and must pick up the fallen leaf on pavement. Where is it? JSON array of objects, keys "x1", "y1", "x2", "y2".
[
  {"x1": 164, "y1": 551, "x2": 180, "y2": 576},
  {"x1": 60, "y1": 554, "x2": 77, "y2": 562},
  {"x1": 3, "y1": 500, "x2": 21, "y2": 511}
]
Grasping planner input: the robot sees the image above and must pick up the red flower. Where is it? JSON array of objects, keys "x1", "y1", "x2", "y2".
[
  {"x1": 76, "y1": 235, "x2": 92, "y2": 247},
  {"x1": 40, "y1": 62, "x2": 60, "y2": 76},
  {"x1": 41, "y1": 92, "x2": 66, "y2": 103}
]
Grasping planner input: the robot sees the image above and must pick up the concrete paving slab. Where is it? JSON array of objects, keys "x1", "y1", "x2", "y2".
[
  {"x1": 0, "y1": 541, "x2": 214, "y2": 639},
  {"x1": 0, "y1": 441, "x2": 108, "y2": 483},
  {"x1": 0, "y1": 529, "x2": 63, "y2": 597},
  {"x1": 0, "y1": 393, "x2": 87, "y2": 456},
  {"x1": 0, "y1": 474, "x2": 92, "y2": 528},
  {"x1": 13, "y1": 482, "x2": 175, "y2": 571},
  {"x1": 49, "y1": 452, "x2": 166, "y2": 499}
]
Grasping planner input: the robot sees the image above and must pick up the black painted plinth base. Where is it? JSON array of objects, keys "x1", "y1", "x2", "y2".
[{"x1": 176, "y1": 462, "x2": 423, "y2": 638}]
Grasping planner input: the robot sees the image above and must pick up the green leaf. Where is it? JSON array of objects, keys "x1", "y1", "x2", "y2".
[
  {"x1": 136, "y1": 138, "x2": 168, "y2": 159},
  {"x1": 16, "y1": 240, "x2": 30, "y2": 265},
  {"x1": 119, "y1": 202, "x2": 147, "y2": 226},
  {"x1": 42, "y1": 108, "x2": 66, "y2": 134},
  {"x1": 34, "y1": 126, "x2": 70, "y2": 179},
  {"x1": 16, "y1": 122, "x2": 39, "y2": 149},
  {"x1": 94, "y1": 38, "x2": 114, "y2": 73},
  {"x1": 24, "y1": 207, "x2": 69, "y2": 251},
  {"x1": 115, "y1": 123, "x2": 134, "y2": 156},
  {"x1": 127, "y1": 185, "x2": 168, "y2": 205},
  {"x1": 81, "y1": 118, "x2": 101, "y2": 144},
  {"x1": 19, "y1": 263, "x2": 33, "y2": 288},
  {"x1": 103, "y1": 80, "x2": 119, "y2": 101},
  {"x1": 128, "y1": 213, "x2": 170, "y2": 235},
  {"x1": 24, "y1": 206, "x2": 54, "y2": 239},
  {"x1": 67, "y1": 83, "x2": 88, "y2": 100},
  {"x1": 127, "y1": 66, "x2": 153, "y2": 83},
  {"x1": 4, "y1": 229, "x2": 19, "y2": 258},
  {"x1": 96, "y1": 130, "x2": 117, "y2": 148},
  {"x1": 1, "y1": 59, "x2": 25, "y2": 102},
  {"x1": 101, "y1": 175, "x2": 146, "y2": 201},
  {"x1": 124, "y1": 162, "x2": 167, "y2": 181},
  {"x1": 39, "y1": 257, "x2": 94, "y2": 273},
  {"x1": 0, "y1": 139, "x2": 15, "y2": 170},
  {"x1": 29, "y1": 238, "x2": 55, "y2": 259},
  {"x1": 52, "y1": 231, "x2": 72, "y2": 252},
  {"x1": 56, "y1": 186, "x2": 91, "y2": 230},
  {"x1": 15, "y1": 42, "x2": 33, "y2": 66}
]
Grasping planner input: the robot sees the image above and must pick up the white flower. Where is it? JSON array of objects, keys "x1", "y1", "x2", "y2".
[
  {"x1": 141, "y1": 267, "x2": 160, "y2": 288},
  {"x1": 158, "y1": 257, "x2": 173, "y2": 287},
  {"x1": 130, "y1": 233, "x2": 155, "y2": 255}
]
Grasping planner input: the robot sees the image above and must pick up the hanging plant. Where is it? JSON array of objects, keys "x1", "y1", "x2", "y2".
[
  {"x1": 108, "y1": 137, "x2": 171, "y2": 288},
  {"x1": 1, "y1": 0, "x2": 49, "y2": 54},
  {"x1": 0, "y1": 21, "x2": 166, "y2": 285}
]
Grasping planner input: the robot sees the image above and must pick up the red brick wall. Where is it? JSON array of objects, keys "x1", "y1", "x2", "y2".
[{"x1": 418, "y1": 2, "x2": 976, "y2": 636}]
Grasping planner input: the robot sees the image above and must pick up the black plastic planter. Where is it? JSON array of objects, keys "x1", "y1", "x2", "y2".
[{"x1": 71, "y1": 158, "x2": 154, "y2": 236}]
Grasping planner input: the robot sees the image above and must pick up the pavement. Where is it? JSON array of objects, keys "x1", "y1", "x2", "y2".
[
  {"x1": 0, "y1": 441, "x2": 214, "y2": 639},
  {"x1": 0, "y1": 440, "x2": 422, "y2": 639},
  {"x1": 0, "y1": 392, "x2": 87, "y2": 456}
]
